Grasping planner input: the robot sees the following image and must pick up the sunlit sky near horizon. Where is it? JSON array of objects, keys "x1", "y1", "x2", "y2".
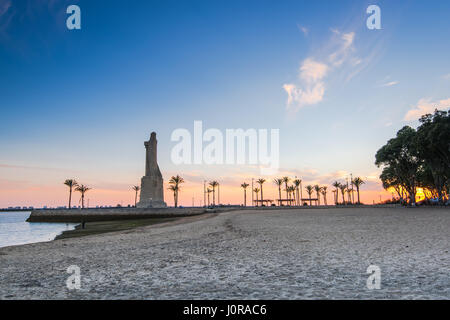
[{"x1": 1, "y1": 0, "x2": 450, "y2": 207}]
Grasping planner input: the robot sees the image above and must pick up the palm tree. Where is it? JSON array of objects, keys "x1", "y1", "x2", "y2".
[
  {"x1": 288, "y1": 186, "x2": 296, "y2": 205},
  {"x1": 169, "y1": 175, "x2": 185, "y2": 208},
  {"x1": 253, "y1": 187, "x2": 260, "y2": 206},
  {"x1": 241, "y1": 183, "x2": 249, "y2": 206},
  {"x1": 256, "y1": 179, "x2": 266, "y2": 205},
  {"x1": 352, "y1": 177, "x2": 365, "y2": 204},
  {"x1": 64, "y1": 179, "x2": 78, "y2": 209},
  {"x1": 273, "y1": 178, "x2": 283, "y2": 206},
  {"x1": 283, "y1": 177, "x2": 291, "y2": 199},
  {"x1": 314, "y1": 185, "x2": 322, "y2": 206},
  {"x1": 206, "y1": 188, "x2": 212, "y2": 206},
  {"x1": 75, "y1": 184, "x2": 91, "y2": 209},
  {"x1": 321, "y1": 186, "x2": 328, "y2": 206},
  {"x1": 209, "y1": 181, "x2": 219, "y2": 206},
  {"x1": 132, "y1": 185, "x2": 140, "y2": 207},
  {"x1": 339, "y1": 183, "x2": 347, "y2": 205},
  {"x1": 332, "y1": 181, "x2": 340, "y2": 205},
  {"x1": 305, "y1": 185, "x2": 314, "y2": 206},
  {"x1": 293, "y1": 179, "x2": 302, "y2": 206},
  {"x1": 332, "y1": 189, "x2": 337, "y2": 205},
  {"x1": 168, "y1": 185, "x2": 178, "y2": 207}
]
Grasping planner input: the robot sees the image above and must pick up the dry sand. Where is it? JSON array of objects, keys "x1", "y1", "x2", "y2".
[{"x1": 0, "y1": 207, "x2": 448, "y2": 299}]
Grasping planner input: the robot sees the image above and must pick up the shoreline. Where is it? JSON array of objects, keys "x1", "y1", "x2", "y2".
[
  {"x1": 2, "y1": 205, "x2": 447, "y2": 250},
  {"x1": 54, "y1": 213, "x2": 219, "y2": 240}
]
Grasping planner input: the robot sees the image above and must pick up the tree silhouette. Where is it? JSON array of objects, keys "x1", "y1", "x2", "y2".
[
  {"x1": 352, "y1": 177, "x2": 365, "y2": 204},
  {"x1": 64, "y1": 179, "x2": 78, "y2": 209},
  {"x1": 75, "y1": 184, "x2": 91, "y2": 209},
  {"x1": 305, "y1": 185, "x2": 314, "y2": 206},
  {"x1": 132, "y1": 185, "x2": 140, "y2": 207},
  {"x1": 241, "y1": 182, "x2": 249, "y2": 206},
  {"x1": 256, "y1": 179, "x2": 266, "y2": 205},
  {"x1": 169, "y1": 175, "x2": 185, "y2": 207}
]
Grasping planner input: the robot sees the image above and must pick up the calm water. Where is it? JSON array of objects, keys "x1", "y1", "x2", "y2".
[{"x1": 0, "y1": 211, "x2": 77, "y2": 248}]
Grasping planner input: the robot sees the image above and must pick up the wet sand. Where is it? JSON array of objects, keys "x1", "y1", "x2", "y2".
[{"x1": 0, "y1": 207, "x2": 448, "y2": 299}]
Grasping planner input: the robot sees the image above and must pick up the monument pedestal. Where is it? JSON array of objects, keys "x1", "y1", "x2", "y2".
[
  {"x1": 136, "y1": 132, "x2": 167, "y2": 208},
  {"x1": 137, "y1": 176, "x2": 167, "y2": 208}
]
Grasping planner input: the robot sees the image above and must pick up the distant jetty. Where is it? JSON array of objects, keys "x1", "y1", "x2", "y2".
[{"x1": 26, "y1": 206, "x2": 240, "y2": 223}]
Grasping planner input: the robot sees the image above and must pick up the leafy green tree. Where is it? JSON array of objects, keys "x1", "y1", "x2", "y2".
[
  {"x1": 375, "y1": 126, "x2": 422, "y2": 205},
  {"x1": 416, "y1": 110, "x2": 450, "y2": 203}
]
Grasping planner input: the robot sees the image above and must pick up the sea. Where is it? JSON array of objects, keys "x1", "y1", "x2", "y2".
[{"x1": 0, "y1": 211, "x2": 77, "y2": 248}]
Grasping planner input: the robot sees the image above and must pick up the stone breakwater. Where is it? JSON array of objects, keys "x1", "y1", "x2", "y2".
[{"x1": 26, "y1": 207, "x2": 238, "y2": 223}]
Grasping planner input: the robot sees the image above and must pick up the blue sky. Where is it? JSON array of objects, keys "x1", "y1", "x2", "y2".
[{"x1": 1, "y1": 0, "x2": 450, "y2": 206}]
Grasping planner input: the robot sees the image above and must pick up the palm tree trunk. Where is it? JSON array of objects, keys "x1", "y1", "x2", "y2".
[
  {"x1": 278, "y1": 186, "x2": 281, "y2": 205},
  {"x1": 285, "y1": 183, "x2": 288, "y2": 201},
  {"x1": 260, "y1": 186, "x2": 264, "y2": 204},
  {"x1": 300, "y1": 183, "x2": 303, "y2": 205},
  {"x1": 81, "y1": 193, "x2": 85, "y2": 209},
  {"x1": 135, "y1": 191, "x2": 138, "y2": 207},
  {"x1": 244, "y1": 190, "x2": 247, "y2": 207},
  {"x1": 357, "y1": 187, "x2": 360, "y2": 204},
  {"x1": 69, "y1": 187, "x2": 72, "y2": 209},
  {"x1": 212, "y1": 188, "x2": 215, "y2": 206}
]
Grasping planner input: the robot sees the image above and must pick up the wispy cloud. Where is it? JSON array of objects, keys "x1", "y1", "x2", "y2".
[
  {"x1": 375, "y1": 75, "x2": 398, "y2": 88},
  {"x1": 443, "y1": 73, "x2": 450, "y2": 80},
  {"x1": 0, "y1": 163, "x2": 80, "y2": 173},
  {"x1": 297, "y1": 24, "x2": 308, "y2": 36},
  {"x1": 380, "y1": 81, "x2": 399, "y2": 87},
  {"x1": 283, "y1": 58, "x2": 328, "y2": 109},
  {"x1": 404, "y1": 98, "x2": 450, "y2": 121},
  {"x1": 283, "y1": 29, "x2": 363, "y2": 112}
]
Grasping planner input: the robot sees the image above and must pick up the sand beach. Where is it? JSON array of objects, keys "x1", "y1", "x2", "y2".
[{"x1": 0, "y1": 207, "x2": 448, "y2": 299}]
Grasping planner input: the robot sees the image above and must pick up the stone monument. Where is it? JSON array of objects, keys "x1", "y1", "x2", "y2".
[{"x1": 136, "y1": 132, "x2": 167, "y2": 208}]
